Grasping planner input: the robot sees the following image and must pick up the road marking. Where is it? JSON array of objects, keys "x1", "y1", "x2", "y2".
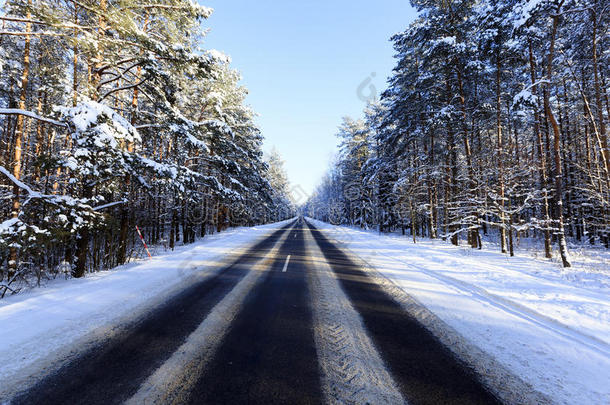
[{"x1": 282, "y1": 255, "x2": 291, "y2": 272}]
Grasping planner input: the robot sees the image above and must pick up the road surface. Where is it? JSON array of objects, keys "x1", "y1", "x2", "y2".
[{"x1": 10, "y1": 218, "x2": 501, "y2": 405}]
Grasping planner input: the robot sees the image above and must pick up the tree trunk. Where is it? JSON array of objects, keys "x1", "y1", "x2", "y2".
[
  {"x1": 8, "y1": 1, "x2": 32, "y2": 278},
  {"x1": 74, "y1": 184, "x2": 92, "y2": 278},
  {"x1": 543, "y1": 7, "x2": 571, "y2": 267},
  {"x1": 529, "y1": 47, "x2": 553, "y2": 258},
  {"x1": 72, "y1": 0, "x2": 79, "y2": 107},
  {"x1": 427, "y1": 131, "x2": 437, "y2": 239},
  {"x1": 591, "y1": 10, "x2": 609, "y2": 175},
  {"x1": 457, "y1": 68, "x2": 479, "y2": 248},
  {"x1": 445, "y1": 77, "x2": 458, "y2": 246},
  {"x1": 495, "y1": 54, "x2": 507, "y2": 253}
]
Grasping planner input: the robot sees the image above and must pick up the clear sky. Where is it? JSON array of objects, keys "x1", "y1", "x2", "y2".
[{"x1": 201, "y1": 1, "x2": 417, "y2": 201}]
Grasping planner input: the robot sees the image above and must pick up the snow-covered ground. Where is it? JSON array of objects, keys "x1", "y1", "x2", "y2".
[
  {"x1": 2, "y1": 217, "x2": 608, "y2": 404},
  {"x1": 308, "y1": 218, "x2": 610, "y2": 405},
  {"x1": 0, "y1": 219, "x2": 291, "y2": 397}
]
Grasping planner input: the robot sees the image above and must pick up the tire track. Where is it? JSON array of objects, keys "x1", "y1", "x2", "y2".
[
  {"x1": 9, "y1": 222, "x2": 295, "y2": 405},
  {"x1": 185, "y1": 217, "x2": 321, "y2": 404},
  {"x1": 306, "y1": 220, "x2": 504, "y2": 405},
  {"x1": 309, "y1": 221, "x2": 553, "y2": 405},
  {"x1": 381, "y1": 252, "x2": 610, "y2": 357},
  {"x1": 320, "y1": 222, "x2": 610, "y2": 356},
  {"x1": 125, "y1": 228, "x2": 293, "y2": 404},
  {"x1": 304, "y1": 226, "x2": 406, "y2": 405}
]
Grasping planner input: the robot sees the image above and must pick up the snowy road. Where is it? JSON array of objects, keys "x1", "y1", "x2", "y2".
[{"x1": 6, "y1": 218, "x2": 532, "y2": 404}]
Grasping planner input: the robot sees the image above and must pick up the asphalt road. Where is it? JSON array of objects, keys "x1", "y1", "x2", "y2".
[{"x1": 11, "y1": 218, "x2": 502, "y2": 405}]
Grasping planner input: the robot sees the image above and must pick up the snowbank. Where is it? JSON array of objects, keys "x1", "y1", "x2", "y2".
[
  {"x1": 307, "y1": 218, "x2": 610, "y2": 405},
  {"x1": 0, "y1": 219, "x2": 292, "y2": 396}
]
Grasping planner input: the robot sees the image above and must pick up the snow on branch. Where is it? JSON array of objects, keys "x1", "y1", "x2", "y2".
[
  {"x1": 0, "y1": 16, "x2": 95, "y2": 31},
  {"x1": 0, "y1": 165, "x2": 74, "y2": 209},
  {"x1": 118, "y1": 3, "x2": 214, "y2": 18},
  {"x1": 0, "y1": 166, "x2": 42, "y2": 201},
  {"x1": 93, "y1": 200, "x2": 127, "y2": 211},
  {"x1": 0, "y1": 108, "x2": 67, "y2": 127},
  {"x1": 0, "y1": 16, "x2": 47, "y2": 25},
  {"x1": 0, "y1": 165, "x2": 117, "y2": 213},
  {"x1": 0, "y1": 31, "x2": 65, "y2": 37}
]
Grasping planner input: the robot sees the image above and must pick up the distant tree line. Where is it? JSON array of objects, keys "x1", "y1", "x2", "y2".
[{"x1": 304, "y1": 0, "x2": 609, "y2": 267}]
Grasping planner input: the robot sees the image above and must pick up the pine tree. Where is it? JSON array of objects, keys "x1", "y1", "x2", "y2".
[
  {"x1": 305, "y1": 0, "x2": 609, "y2": 268},
  {"x1": 0, "y1": 1, "x2": 289, "y2": 295}
]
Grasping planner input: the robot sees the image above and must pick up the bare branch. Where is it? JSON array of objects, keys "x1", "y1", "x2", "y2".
[{"x1": 98, "y1": 78, "x2": 149, "y2": 102}]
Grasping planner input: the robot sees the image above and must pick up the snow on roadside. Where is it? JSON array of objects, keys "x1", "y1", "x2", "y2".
[
  {"x1": 307, "y1": 218, "x2": 610, "y2": 405},
  {"x1": 0, "y1": 219, "x2": 292, "y2": 395}
]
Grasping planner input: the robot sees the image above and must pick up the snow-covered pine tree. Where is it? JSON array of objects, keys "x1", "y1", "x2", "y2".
[
  {"x1": 305, "y1": 0, "x2": 609, "y2": 267},
  {"x1": 0, "y1": 0, "x2": 288, "y2": 295}
]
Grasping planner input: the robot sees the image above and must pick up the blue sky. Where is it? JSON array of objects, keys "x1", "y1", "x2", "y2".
[{"x1": 201, "y1": 1, "x2": 417, "y2": 199}]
